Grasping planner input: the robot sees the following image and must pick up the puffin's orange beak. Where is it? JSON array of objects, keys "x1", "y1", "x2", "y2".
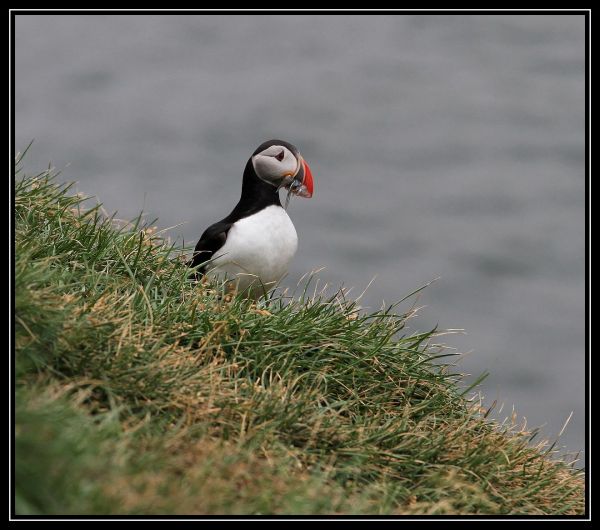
[
  {"x1": 299, "y1": 159, "x2": 314, "y2": 198},
  {"x1": 282, "y1": 155, "x2": 314, "y2": 199}
]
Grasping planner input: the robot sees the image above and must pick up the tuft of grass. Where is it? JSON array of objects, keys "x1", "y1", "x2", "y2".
[{"x1": 13, "y1": 160, "x2": 584, "y2": 516}]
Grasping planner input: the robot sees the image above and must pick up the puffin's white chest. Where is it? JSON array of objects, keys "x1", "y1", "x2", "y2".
[{"x1": 207, "y1": 205, "x2": 298, "y2": 292}]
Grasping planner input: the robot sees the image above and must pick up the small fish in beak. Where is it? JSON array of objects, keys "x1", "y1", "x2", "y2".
[
  {"x1": 284, "y1": 177, "x2": 301, "y2": 210},
  {"x1": 282, "y1": 158, "x2": 314, "y2": 209}
]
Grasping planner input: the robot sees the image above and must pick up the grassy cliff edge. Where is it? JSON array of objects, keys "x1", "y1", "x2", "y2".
[{"x1": 14, "y1": 163, "x2": 584, "y2": 515}]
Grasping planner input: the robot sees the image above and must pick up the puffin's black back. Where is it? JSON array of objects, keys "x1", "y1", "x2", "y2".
[{"x1": 188, "y1": 154, "x2": 282, "y2": 276}]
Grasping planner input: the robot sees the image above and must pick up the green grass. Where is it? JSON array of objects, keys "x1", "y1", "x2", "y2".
[{"x1": 13, "y1": 156, "x2": 585, "y2": 516}]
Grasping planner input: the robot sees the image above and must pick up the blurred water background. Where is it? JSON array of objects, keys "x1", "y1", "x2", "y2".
[{"x1": 15, "y1": 14, "x2": 586, "y2": 459}]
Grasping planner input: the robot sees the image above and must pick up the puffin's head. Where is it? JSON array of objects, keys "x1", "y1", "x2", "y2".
[{"x1": 251, "y1": 139, "x2": 314, "y2": 198}]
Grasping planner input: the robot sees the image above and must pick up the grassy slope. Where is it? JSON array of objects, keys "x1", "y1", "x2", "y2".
[{"x1": 14, "y1": 162, "x2": 585, "y2": 516}]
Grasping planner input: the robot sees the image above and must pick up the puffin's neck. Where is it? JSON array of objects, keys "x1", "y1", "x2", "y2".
[{"x1": 232, "y1": 159, "x2": 282, "y2": 217}]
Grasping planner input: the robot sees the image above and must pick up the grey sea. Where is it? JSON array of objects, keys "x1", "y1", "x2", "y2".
[{"x1": 15, "y1": 14, "x2": 586, "y2": 459}]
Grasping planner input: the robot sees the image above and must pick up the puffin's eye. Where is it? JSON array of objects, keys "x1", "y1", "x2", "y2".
[{"x1": 275, "y1": 150, "x2": 285, "y2": 162}]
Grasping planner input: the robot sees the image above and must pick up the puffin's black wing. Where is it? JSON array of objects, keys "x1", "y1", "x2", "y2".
[{"x1": 188, "y1": 221, "x2": 233, "y2": 278}]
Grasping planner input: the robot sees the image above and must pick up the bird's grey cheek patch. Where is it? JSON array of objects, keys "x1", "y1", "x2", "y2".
[
  {"x1": 252, "y1": 155, "x2": 280, "y2": 181},
  {"x1": 252, "y1": 153, "x2": 297, "y2": 183}
]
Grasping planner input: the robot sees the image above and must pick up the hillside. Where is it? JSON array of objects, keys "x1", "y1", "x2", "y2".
[{"x1": 14, "y1": 160, "x2": 585, "y2": 516}]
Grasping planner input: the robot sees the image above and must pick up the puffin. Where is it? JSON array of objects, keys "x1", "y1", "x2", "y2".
[{"x1": 188, "y1": 139, "x2": 314, "y2": 296}]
